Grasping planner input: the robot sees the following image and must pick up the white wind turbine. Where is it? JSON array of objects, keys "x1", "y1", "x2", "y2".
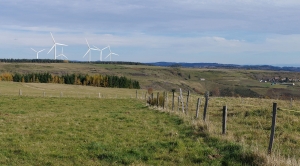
[
  {"x1": 31, "y1": 48, "x2": 45, "y2": 59},
  {"x1": 83, "y1": 39, "x2": 97, "y2": 62},
  {"x1": 105, "y1": 46, "x2": 119, "y2": 61},
  {"x1": 48, "y1": 32, "x2": 68, "y2": 59},
  {"x1": 56, "y1": 47, "x2": 68, "y2": 60},
  {"x1": 93, "y1": 45, "x2": 109, "y2": 61}
]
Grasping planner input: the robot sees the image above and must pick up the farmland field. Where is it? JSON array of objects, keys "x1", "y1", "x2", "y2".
[
  {"x1": 1, "y1": 62, "x2": 300, "y2": 165},
  {"x1": 0, "y1": 94, "x2": 262, "y2": 165},
  {"x1": 0, "y1": 81, "x2": 299, "y2": 165},
  {"x1": 2, "y1": 62, "x2": 300, "y2": 98}
]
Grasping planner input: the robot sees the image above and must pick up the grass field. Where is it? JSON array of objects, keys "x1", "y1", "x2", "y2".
[
  {"x1": 0, "y1": 95, "x2": 265, "y2": 165},
  {"x1": 158, "y1": 93, "x2": 300, "y2": 165},
  {"x1": 0, "y1": 81, "x2": 300, "y2": 165},
  {"x1": 1, "y1": 63, "x2": 300, "y2": 165},
  {"x1": 0, "y1": 81, "x2": 140, "y2": 99}
]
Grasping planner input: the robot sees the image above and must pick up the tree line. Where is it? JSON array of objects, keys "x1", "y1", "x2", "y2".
[
  {"x1": 0, "y1": 59, "x2": 66, "y2": 63},
  {"x1": 0, "y1": 59, "x2": 144, "y2": 65},
  {"x1": 0, "y1": 72, "x2": 140, "y2": 89}
]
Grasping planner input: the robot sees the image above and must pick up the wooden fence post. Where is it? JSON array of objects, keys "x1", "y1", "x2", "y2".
[
  {"x1": 290, "y1": 98, "x2": 293, "y2": 108},
  {"x1": 166, "y1": 92, "x2": 168, "y2": 110},
  {"x1": 157, "y1": 92, "x2": 159, "y2": 107},
  {"x1": 136, "y1": 90, "x2": 138, "y2": 99},
  {"x1": 99, "y1": 93, "x2": 101, "y2": 98},
  {"x1": 165, "y1": 92, "x2": 168, "y2": 110},
  {"x1": 151, "y1": 93, "x2": 154, "y2": 106},
  {"x1": 186, "y1": 90, "x2": 190, "y2": 114},
  {"x1": 195, "y1": 98, "x2": 200, "y2": 119},
  {"x1": 19, "y1": 89, "x2": 22, "y2": 96},
  {"x1": 172, "y1": 90, "x2": 175, "y2": 111},
  {"x1": 177, "y1": 96, "x2": 180, "y2": 111},
  {"x1": 180, "y1": 88, "x2": 185, "y2": 113},
  {"x1": 163, "y1": 92, "x2": 165, "y2": 109},
  {"x1": 222, "y1": 105, "x2": 227, "y2": 135},
  {"x1": 43, "y1": 92, "x2": 45, "y2": 97},
  {"x1": 60, "y1": 91, "x2": 63, "y2": 98},
  {"x1": 268, "y1": 103, "x2": 277, "y2": 155},
  {"x1": 203, "y1": 91, "x2": 209, "y2": 121}
]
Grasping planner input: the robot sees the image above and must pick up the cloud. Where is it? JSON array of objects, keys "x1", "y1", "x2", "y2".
[
  {"x1": 1, "y1": 28, "x2": 300, "y2": 53},
  {"x1": 1, "y1": 0, "x2": 300, "y2": 64},
  {"x1": 1, "y1": 0, "x2": 300, "y2": 34}
]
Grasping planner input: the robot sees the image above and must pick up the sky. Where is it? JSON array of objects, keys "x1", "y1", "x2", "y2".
[{"x1": 1, "y1": 0, "x2": 300, "y2": 66}]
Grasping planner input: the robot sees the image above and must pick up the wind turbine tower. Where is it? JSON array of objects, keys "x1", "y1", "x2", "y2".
[
  {"x1": 56, "y1": 47, "x2": 68, "y2": 60},
  {"x1": 31, "y1": 48, "x2": 45, "y2": 59},
  {"x1": 48, "y1": 32, "x2": 68, "y2": 59},
  {"x1": 105, "y1": 46, "x2": 119, "y2": 61},
  {"x1": 94, "y1": 45, "x2": 109, "y2": 61},
  {"x1": 83, "y1": 39, "x2": 97, "y2": 62}
]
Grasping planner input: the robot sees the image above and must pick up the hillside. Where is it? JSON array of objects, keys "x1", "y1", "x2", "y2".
[
  {"x1": 1, "y1": 62, "x2": 300, "y2": 99},
  {"x1": 147, "y1": 62, "x2": 300, "y2": 72},
  {"x1": 0, "y1": 81, "x2": 299, "y2": 165},
  {"x1": 0, "y1": 64, "x2": 300, "y2": 165}
]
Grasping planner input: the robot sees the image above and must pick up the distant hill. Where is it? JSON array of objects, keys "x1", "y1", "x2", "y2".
[
  {"x1": 145, "y1": 62, "x2": 300, "y2": 72},
  {"x1": 1, "y1": 59, "x2": 300, "y2": 72}
]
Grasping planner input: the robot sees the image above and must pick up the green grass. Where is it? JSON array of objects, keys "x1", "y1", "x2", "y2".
[
  {"x1": 0, "y1": 96, "x2": 263, "y2": 165},
  {"x1": 1, "y1": 81, "x2": 300, "y2": 164},
  {"x1": 181, "y1": 96, "x2": 300, "y2": 163},
  {"x1": 0, "y1": 81, "x2": 140, "y2": 98},
  {"x1": 1, "y1": 63, "x2": 300, "y2": 165}
]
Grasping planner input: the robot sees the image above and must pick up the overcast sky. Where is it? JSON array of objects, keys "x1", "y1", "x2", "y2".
[{"x1": 1, "y1": 0, "x2": 300, "y2": 65}]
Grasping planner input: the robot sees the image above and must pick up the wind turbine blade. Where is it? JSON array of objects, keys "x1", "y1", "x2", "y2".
[
  {"x1": 83, "y1": 49, "x2": 90, "y2": 58},
  {"x1": 85, "y1": 38, "x2": 90, "y2": 48},
  {"x1": 31, "y1": 48, "x2": 37, "y2": 52},
  {"x1": 105, "y1": 53, "x2": 111, "y2": 59},
  {"x1": 112, "y1": 53, "x2": 119, "y2": 56},
  {"x1": 101, "y1": 46, "x2": 109, "y2": 50},
  {"x1": 48, "y1": 45, "x2": 55, "y2": 54},
  {"x1": 108, "y1": 45, "x2": 111, "y2": 53},
  {"x1": 37, "y1": 50, "x2": 44, "y2": 53},
  {"x1": 50, "y1": 32, "x2": 55, "y2": 43},
  {"x1": 62, "y1": 55, "x2": 68, "y2": 59},
  {"x1": 93, "y1": 45, "x2": 100, "y2": 50},
  {"x1": 56, "y1": 43, "x2": 68, "y2": 46}
]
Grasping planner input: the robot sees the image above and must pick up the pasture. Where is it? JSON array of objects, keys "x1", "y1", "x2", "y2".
[
  {"x1": 0, "y1": 82, "x2": 261, "y2": 165},
  {"x1": 1, "y1": 62, "x2": 300, "y2": 165},
  {"x1": 0, "y1": 81, "x2": 299, "y2": 165}
]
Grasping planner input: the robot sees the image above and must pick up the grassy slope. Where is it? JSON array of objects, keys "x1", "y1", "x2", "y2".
[
  {"x1": 2, "y1": 62, "x2": 300, "y2": 98},
  {"x1": 0, "y1": 96, "x2": 262, "y2": 165},
  {"x1": 0, "y1": 81, "x2": 300, "y2": 164},
  {"x1": 0, "y1": 63, "x2": 300, "y2": 164}
]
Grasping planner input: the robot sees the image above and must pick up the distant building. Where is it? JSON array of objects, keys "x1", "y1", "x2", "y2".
[
  {"x1": 281, "y1": 83, "x2": 295, "y2": 86},
  {"x1": 274, "y1": 77, "x2": 280, "y2": 81}
]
